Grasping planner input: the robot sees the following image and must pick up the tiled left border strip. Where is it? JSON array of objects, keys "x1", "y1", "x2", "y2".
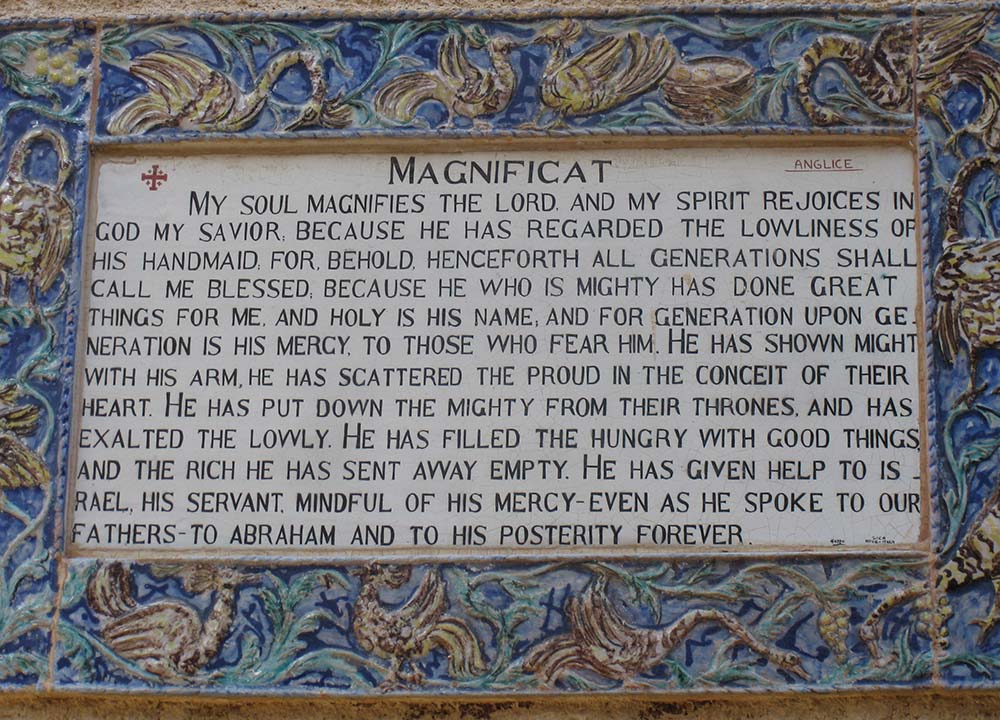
[{"x1": 0, "y1": 20, "x2": 92, "y2": 690}]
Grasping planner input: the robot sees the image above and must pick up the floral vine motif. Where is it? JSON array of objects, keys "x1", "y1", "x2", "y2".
[
  {"x1": 57, "y1": 558, "x2": 931, "y2": 690},
  {"x1": 0, "y1": 29, "x2": 89, "y2": 137}
]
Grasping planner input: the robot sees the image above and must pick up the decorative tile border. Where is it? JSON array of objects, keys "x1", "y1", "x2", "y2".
[
  {"x1": 0, "y1": 22, "x2": 91, "y2": 688},
  {"x1": 93, "y1": 12, "x2": 912, "y2": 140},
  {"x1": 3, "y1": 5, "x2": 1000, "y2": 696},
  {"x1": 54, "y1": 557, "x2": 930, "y2": 693}
]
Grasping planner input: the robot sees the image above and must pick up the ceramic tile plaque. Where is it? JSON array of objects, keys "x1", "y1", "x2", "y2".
[
  {"x1": 3, "y1": 5, "x2": 1000, "y2": 699},
  {"x1": 73, "y1": 145, "x2": 921, "y2": 554}
]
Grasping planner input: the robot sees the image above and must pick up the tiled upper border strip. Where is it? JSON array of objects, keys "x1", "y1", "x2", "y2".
[{"x1": 91, "y1": 11, "x2": 915, "y2": 142}]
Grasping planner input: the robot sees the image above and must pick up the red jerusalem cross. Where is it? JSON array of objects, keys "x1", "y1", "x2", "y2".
[{"x1": 141, "y1": 164, "x2": 168, "y2": 190}]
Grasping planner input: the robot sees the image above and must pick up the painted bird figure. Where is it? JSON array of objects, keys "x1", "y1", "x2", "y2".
[
  {"x1": 0, "y1": 127, "x2": 73, "y2": 306},
  {"x1": 797, "y1": 12, "x2": 996, "y2": 130},
  {"x1": 86, "y1": 562, "x2": 257, "y2": 682},
  {"x1": 932, "y1": 154, "x2": 1000, "y2": 405},
  {"x1": 107, "y1": 49, "x2": 328, "y2": 135},
  {"x1": 374, "y1": 30, "x2": 518, "y2": 129},
  {"x1": 352, "y1": 563, "x2": 487, "y2": 690},
  {"x1": 0, "y1": 383, "x2": 48, "y2": 525},
  {"x1": 524, "y1": 577, "x2": 807, "y2": 687},
  {"x1": 531, "y1": 19, "x2": 675, "y2": 125}
]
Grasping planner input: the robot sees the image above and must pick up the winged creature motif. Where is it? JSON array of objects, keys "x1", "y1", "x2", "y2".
[
  {"x1": 375, "y1": 29, "x2": 518, "y2": 128},
  {"x1": 86, "y1": 562, "x2": 257, "y2": 682},
  {"x1": 352, "y1": 563, "x2": 486, "y2": 690},
  {"x1": 107, "y1": 49, "x2": 329, "y2": 134},
  {"x1": 863, "y1": 154, "x2": 1000, "y2": 663},
  {"x1": 531, "y1": 19, "x2": 675, "y2": 125},
  {"x1": 0, "y1": 127, "x2": 73, "y2": 306},
  {"x1": 0, "y1": 383, "x2": 48, "y2": 524},
  {"x1": 523, "y1": 577, "x2": 807, "y2": 687},
  {"x1": 933, "y1": 154, "x2": 1000, "y2": 404},
  {"x1": 797, "y1": 12, "x2": 996, "y2": 134}
]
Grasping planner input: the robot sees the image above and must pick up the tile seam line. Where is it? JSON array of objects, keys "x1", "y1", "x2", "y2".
[{"x1": 0, "y1": 3, "x2": 920, "y2": 25}]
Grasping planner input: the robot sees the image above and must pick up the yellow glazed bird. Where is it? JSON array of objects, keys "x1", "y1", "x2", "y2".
[
  {"x1": 375, "y1": 31, "x2": 518, "y2": 128},
  {"x1": 107, "y1": 49, "x2": 328, "y2": 134},
  {"x1": 86, "y1": 562, "x2": 258, "y2": 682},
  {"x1": 0, "y1": 127, "x2": 73, "y2": 306},
  {"x1": 532, "y1": 19, "x2": 675, "y2": 124},
  {"x1": 352, "y1": 563, "x2": 487, "y2": 690},
  {"x1": 523, "y1": 577, "x2": 806, "y2": 687},
  {"x1": 0, "y1": 383, "x2": 49, "y2": 525}
]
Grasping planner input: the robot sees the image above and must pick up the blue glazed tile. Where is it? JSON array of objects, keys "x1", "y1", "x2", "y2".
[
  {"x1": 0, "y1": 21, "x2": 93, "y2": 689},
  {"x1": 53, "y1": 557, "x2": 932, "y2": 694},
  {"x1": 915, "y1": 7, "x2": 1000, "y2": 685},
  {"x1": 94, "y1": 12, "x2": 911, "y2": 142},
  {"x1": 11, "y1": 4, "x2": 1000, "y2": 699}
]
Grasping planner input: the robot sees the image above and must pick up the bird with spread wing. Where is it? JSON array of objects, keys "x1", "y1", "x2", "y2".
[
  {"x1": 86, "y1": 562, "x2": 257, "y2": 682},
  {"x1": 107, "y1": 49, "x2": 329, "y2": 134},
  {"x1": 375, "y1": 28, "x2": 518, "y2": 128},
  {"x1": 530, "y1": 19, "x2": 675, "y2": 125},
  {"x1": 352, "y1": 563, "x2": 487, "y2": 690}
]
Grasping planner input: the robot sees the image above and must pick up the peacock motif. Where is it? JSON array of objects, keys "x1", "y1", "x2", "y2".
[
  {"x1": 86, "y1": 562, "x2": 257, "y2": 682},
  {"x1": 797, "y1": 12, "x2": 996, "y2": 130},
  {"x1": 107, "y1": 49, "x2": 329, "y2": 135},
  {"x1": 531, "y1": 19, "x2": 675, "y2": 125},
  {"x1": 352, "y1": 563, "x2": 487, "y2": 690},
  {"x1": 374, "y1": 30, "x2": 519, "y2": 129},
  {"x1": 0, "y1": 127, "x2": 73, "y2": 306},
  {"x1": 523, "y1": 576, "x2": 807, "y2": 687}
]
